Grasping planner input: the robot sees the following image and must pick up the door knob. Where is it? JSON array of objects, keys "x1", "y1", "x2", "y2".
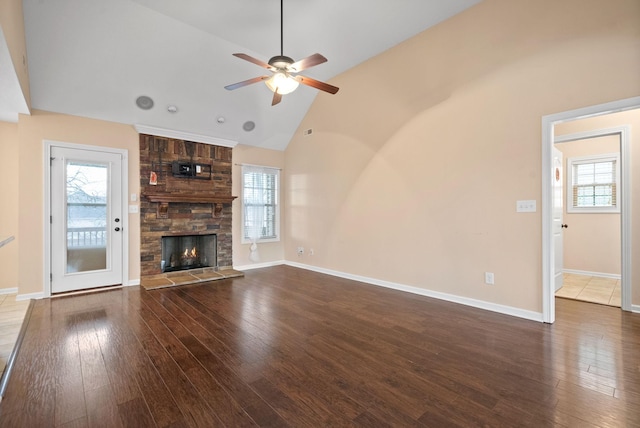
[
  {"x1": 561, "y1": 224, "x2": 568, "y2": 228},
  {"x1": 115, "y1": 218, "x2": 120, "y2": 223},
  {"x1": 115, "y1": 227, "x2": 121, "y2": 232}
]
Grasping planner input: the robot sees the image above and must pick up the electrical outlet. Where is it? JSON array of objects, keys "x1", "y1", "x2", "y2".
[
  {"x1": 485, "y1": 272, "x2": 495, "y2": 285},
  {"x1": 297, "y1": 247, "x2": 304, "y2": 255}
]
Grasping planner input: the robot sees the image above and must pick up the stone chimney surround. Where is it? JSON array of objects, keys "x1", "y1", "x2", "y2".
[{"x1": 138, "y1": 134, "x2": 242, "y2": 289}]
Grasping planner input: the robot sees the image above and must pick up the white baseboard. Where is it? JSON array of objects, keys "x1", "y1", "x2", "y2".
[
  {"x1": 563, "y1": 269, "x2": 621, "y2": 280},
  {"x1": 631, "y1": 304, "x2": 640, "y2": 314},
  {"x1": 16, "y1": 292, "x2": 44, "y2": 301},
  {"x1": 0, "y1": 288, "x2": 18, "y2": 295},
  {"x1": 128, "y1": 279, "x2": 141, "y2": 286},
  {"x1": 234, "y1": 260, "x2": 286, "y2": 271},
  {"x1": 285, "y1": 261, "x2": 544, "y2": 323}
]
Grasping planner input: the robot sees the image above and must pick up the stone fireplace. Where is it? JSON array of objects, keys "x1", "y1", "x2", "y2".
[{"x1": 139, "y1": 134, "x2": 242, "y2": 289}]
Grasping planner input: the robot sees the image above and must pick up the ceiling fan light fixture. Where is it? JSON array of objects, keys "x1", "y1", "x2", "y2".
[
  {"x1": 265, "y1": 72, "x2": 299, "y2": 95},
  {"x1": 225, "y1": 0, "x2": 338, "y2": 105}
]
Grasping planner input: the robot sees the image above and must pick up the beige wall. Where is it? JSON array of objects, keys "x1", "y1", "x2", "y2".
[
  {"x1": 555, "y1": 108, "x2": 640, "y2": 303},
  {"x1": 16, "y1": 110, "x2": 140, "y2": 295},
  {"x1": 2, "y1": 0, "x2": 639, "y2": 313},
  {"x1": 232, "y1": 145, "x2": 285, "y2": 267},
  {"x1": 555, "y1": 136, "x2": 621, "y2": 275},
  {"x1": 0, "y1": 121, "x2": 20, "y2": 289},
  {"x1": 0, "y1": 0, "x2": 31, "y2": 109},
  {"x1": 283, "y1": 0, "x2": 640, "y2": 312}
]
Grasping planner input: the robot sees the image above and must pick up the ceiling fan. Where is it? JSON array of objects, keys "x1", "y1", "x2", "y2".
[{"x1": 224, "y1": 0, "x2": 339, "y2": 106}]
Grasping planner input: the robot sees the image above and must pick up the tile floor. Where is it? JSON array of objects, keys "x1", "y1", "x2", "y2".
[
  {"x1": 555, "y1": 273, "x2": 621, "y2": 307},
  {"x1": 0, "y1": 294, "x2": 31, "y2": 374}
]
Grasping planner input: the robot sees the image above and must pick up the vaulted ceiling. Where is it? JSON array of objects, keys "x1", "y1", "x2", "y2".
[{"x1": 9, "y1": 0, "x2": 481, "y2": 150}]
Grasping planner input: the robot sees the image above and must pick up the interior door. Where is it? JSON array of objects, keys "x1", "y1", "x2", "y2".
[
  {"x1": 51, "y1": 146, "x2": 123, "y2": 293},
  {"x1": 553, "y1": 146, "x2": 564, "y2": 291}
]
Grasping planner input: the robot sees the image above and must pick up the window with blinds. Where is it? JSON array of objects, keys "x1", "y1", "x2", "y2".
[
  {"x1": 567, "y1": 153, "x2": 619, "y2": 213},
  {"x1": 242, "y1": 165, "x2": 280, "y2": 241}
]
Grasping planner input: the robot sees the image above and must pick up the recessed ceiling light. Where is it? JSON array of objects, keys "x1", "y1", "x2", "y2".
[
  {"x1": 243, "y1": 121, "x2": 256, "y2": 132},
  {"x1": 135, "y1": 95, "x2": 154, "y2": 110},
  {"x1": 167, "y1": 105, "x2": 178, "y2": 113}
]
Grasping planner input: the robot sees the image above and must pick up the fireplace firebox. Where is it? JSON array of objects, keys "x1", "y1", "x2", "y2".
[{"x1": 161, "y1": 234, "x2": 217, "y2": 273}]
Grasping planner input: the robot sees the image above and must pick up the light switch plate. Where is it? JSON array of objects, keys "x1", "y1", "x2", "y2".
[
  {"x1": 129, "y1": 205, "x2": 139, "y2": 214},
  {"x1": 516, "y1": 200, "x2": 536, "y2": 212}
]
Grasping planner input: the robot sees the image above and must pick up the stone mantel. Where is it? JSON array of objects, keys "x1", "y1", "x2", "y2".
[{"x1": 145, "y1": 193, "x2": 237, "y2": 218}]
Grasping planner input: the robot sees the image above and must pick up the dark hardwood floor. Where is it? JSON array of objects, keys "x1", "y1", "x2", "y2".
[{"x1": 1, "y1": 265, "x2": 639, "y2": 427}]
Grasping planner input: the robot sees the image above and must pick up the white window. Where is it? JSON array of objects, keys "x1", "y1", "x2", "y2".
[
  {"x1": 242, "y1": 165, "x2": 280, "y2": 242},
  {"x1": 566, "y1": 153, "x2": 619, "y2": 213}
]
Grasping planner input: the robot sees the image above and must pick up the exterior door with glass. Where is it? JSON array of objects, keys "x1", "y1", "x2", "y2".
[{"x1": 51, "y1": 146, "x2": 123, "y2": 293}]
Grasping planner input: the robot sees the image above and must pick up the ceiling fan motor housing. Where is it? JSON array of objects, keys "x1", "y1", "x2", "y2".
[{"x1": 268, "y1": 55, "x2": 295, "y2": 69}]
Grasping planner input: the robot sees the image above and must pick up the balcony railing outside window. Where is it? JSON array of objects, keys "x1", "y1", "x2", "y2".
[{"x1": 67, "y1": 227, "x2": 107, "y2": 248}]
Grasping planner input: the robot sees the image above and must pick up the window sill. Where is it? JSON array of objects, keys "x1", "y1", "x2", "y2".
[
  {"x1": 566, "y1": 208, "x2": 620, "y2": 214},
  {"x1": 241, "y1": 238, "x2": 280, "y2": 245}
]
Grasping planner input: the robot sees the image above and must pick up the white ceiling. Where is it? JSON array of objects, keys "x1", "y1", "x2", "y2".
[
  {"x1": 16, "y1": 0, "x2": 480, "y2": 150},
  {"x1": 0, "y1": 28, "x2": 29, "y2": 122}
]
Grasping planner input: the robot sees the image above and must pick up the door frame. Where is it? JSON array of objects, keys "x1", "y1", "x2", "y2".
[
  {"x1": 43, "y1": 140, "x2": 129, "y2": 297},
  {"x1": 542, "y1": 97, "x2": 639, "y2": 323}
]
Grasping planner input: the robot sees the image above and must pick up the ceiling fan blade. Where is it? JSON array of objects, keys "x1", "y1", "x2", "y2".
[
  {"x1": 232, "y1": 53, "x2": 273, "y2": 70},
  {"x1": 224, "y1": 75, "x2": 270, "y2": 91},
  {"x1": 293, "y1": 75, "x2": 339, "y2": 94},
  {"x1": 272, "y1": 91, "x2": 283, "y2": 106},
  {"x1": 289, "y1": 53, "x2": 328, "y2": 72}
]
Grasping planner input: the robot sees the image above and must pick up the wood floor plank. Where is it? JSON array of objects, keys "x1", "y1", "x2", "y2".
[
  {"x1": 0, "y1": 299, "x2": 57, "y2": 426},
  {"x1": 118, "y1": 397, "x2": 157, "y2": 428},
  {"x1": 139, "y1": 293, "x2": 258, "y2": 427},
  {"x1": 122, "y1": 289, "x2": 192, "y2": 428},
  {"x1": 52, "y1": 297, "x2": 87, "y2": 426},
  {"x1": 131, "y1": 358, "x2": 189, "y2": 428},
  {"x1": 125, "y1": 304, "x2": 223, "y2": 427},
  {"x1": 84, "y1": 384, "x2": 124, "y2": 428},
  {"x1": 2, "y1": 265, "x2": 640, "y2": 427},
  {"x1": 58, "y1": 416, "x2": 89, "y2": 428},
  {"x1": 149, "y1": 289, "x2": 291, "y2": 425},
  {"x1": 248, "y1": 377, "x2": 319, "y2": 428}
]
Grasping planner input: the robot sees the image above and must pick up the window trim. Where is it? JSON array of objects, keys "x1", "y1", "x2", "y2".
[
  {"x1": 241, "y1": 165, "x2": 281, "y2": 244},
  {"x1": 566, "y1": 152, "x2": 620, "y2": 214}
]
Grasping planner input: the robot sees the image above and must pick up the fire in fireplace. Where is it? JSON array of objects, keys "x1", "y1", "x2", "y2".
[{"x1": 161, "y1": 234, "x2": 217, "y2": 272}]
